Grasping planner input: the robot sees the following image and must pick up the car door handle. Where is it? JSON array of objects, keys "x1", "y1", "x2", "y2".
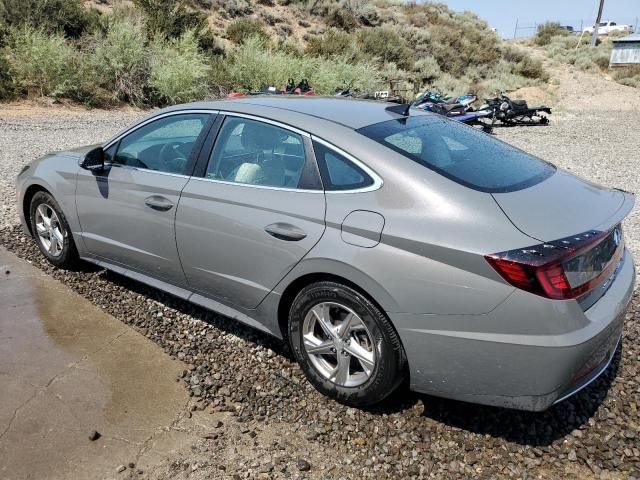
[
  {"x1": 264, "y1": 223, "x2": 307, "y2": 241},
  {"x1": 144, "y1": 195, "x2": 174, "y2": 211}
]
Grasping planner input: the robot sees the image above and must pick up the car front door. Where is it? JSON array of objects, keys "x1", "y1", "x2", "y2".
[
  {"x1": 76, "y1": 111, "x2": 213, "y2": 286},
  {"x1": 176, "y1": 114, "x2": 326, "y2": 309}
]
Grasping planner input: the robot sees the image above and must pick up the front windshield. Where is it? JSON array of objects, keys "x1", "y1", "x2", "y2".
[{"x1": 357, "y1": 115, "x2": 556, "y2": 193}]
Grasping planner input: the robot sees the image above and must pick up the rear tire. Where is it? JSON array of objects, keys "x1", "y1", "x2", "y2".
[
  {"x1": 29, "y1": 191, "x2": 79, "y2": 269},
  {"x1": 288, "y1": 281, "x2": 406, "y2": 407}
]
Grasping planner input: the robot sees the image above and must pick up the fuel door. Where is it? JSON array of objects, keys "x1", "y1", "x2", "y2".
[{"x1": 341, "y1": 210, "x2": 385, "y2": 248}]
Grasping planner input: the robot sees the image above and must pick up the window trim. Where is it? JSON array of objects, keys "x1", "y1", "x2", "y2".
[
  {"x1": 103, "y1": 110, "x2": 216, "y2": 177},
  {"x1": 196, "y1": 112, "x2": 323, "y2": 193},
  {"x1": 101, "y1": 108, "x2": 382, "y2": 193},
  {"x1": 311, "y1": 136, "x2": 383, "y2": 194},
  {"x1": 218, "y1": 111, "x2": 311, "y2": 138},
  {"x1": 104, "y1": 109, "x2": 218, "y2": 150}
]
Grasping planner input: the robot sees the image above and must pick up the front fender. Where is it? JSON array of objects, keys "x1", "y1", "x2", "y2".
[{"x1": 17, "y1": 155, "x2": 82, "y2": 249}]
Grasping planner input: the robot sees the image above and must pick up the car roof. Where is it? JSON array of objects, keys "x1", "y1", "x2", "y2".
[{"x1": 161, "y1": 96, "x2": 429, "y2": 130}]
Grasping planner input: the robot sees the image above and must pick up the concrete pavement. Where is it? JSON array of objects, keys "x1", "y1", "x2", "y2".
[{"x1": 0, "y1": 246, "x2": 191, "y2": 479}]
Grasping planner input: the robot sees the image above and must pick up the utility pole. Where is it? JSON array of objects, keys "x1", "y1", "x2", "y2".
[
  {"x1": 513, "y1": 18, "x2": 518, "y2": 39},
  {"x1": 591, "y1": 0, "x2": 605, "y2": 46}
]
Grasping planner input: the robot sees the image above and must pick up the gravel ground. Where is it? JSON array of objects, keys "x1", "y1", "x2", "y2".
[
  {"x1": 0, "y1": 108, "x2": 142, "y2": 229},
  {"x1": 1, "y1": 83, "x2": 639, "y2": 479},
  {"x1": 495, "y1": 110, "x2": 640, "y2": 269}
]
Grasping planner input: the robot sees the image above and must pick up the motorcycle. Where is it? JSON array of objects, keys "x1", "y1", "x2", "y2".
[
  {"x1": 427, "y1": 103, "x2": 494, "y2": 132},
  {"x1": 411, "y1": 88, "x2": 491, "y2": 131},
  {"x1": 478, "y1": 92, "x2": 551, "y2": 126},
  {"x1": 413, "y1": 88, "x2": 478, "y2": 111}
]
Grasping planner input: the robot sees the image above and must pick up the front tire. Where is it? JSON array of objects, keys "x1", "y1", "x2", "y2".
[
  {"x1": 29, "y1": 191, "x2": 79, "y2": 269},
  {"x1": 288, "y1": 281, "x2": 406, "y2": 407}
]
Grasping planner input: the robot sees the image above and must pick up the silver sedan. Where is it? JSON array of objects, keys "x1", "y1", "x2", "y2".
[{"x1": 16, "y1": 97, "x2": 635, "y2": 410}]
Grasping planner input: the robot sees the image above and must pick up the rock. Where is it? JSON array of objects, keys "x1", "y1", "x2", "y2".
[
  {"x1": 297, "y1": 459, "x2": 311, "y2": 472},
  {"x1": 88, "y1": 430, "x2": 101, "y2": 441},
  {"x1": 116, "y1": 465, "x2": 126, "y2": 473},
  {"x1": 353, "y1": 437, "x2": 366, "y2": 446},
  {"x1": 568, "y1": 450, "x2": 577, "y2": 461}
]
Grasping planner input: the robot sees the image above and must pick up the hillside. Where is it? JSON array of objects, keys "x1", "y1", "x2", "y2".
[{"x1": 0, "y1": 0, "x2": 548, "y2": 107}]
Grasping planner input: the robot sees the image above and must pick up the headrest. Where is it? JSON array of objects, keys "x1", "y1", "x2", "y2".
[{"x1": 240, "y1": 122, "x2": 280, "y2": 151}]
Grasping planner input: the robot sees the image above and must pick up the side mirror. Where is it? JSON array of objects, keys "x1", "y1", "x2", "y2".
[{"x1": 80, "y1": 147, "x2": 106, "y2": 172}]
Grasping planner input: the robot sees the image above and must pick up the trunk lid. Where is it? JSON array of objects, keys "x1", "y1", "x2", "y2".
[{"x1": 492, "y1": 169, "x2": 634, "y2": 242}]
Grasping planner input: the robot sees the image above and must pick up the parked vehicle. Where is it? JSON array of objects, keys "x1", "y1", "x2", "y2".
[
  {"x1": 479, "y1": 92, "x2": 552, "y2": 126},
  {"x1": 583, "y1": 21, "x2": 632, "y2": 35},
  {"x1": 418, "y1": 102, "x2": 494, "y2": 131},
  {"x1": 412, "y1": 89, "x2": 489, "y2": 129},
  {"x1": 413, "y1": 88, "x2": 478, "y2": 110},
  {"x1": 334, "y1": 81, "x2": 353, "y2": 97},
  {"x1": 334, "y1": 83, "x2": 404, "y2": 103},
  {"x1": 17, "y1": 97, "x2": 635, "y2": 411},
  {"x1": 228, "y1": 79, "x2": 314, "y2": 98}
]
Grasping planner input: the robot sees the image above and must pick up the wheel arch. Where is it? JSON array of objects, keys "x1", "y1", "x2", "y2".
[
  {"x1": 275, "y1": 261, "x2": 400, "y2": 341},
  {"x1": 22, "y1": 183, "x2": 53, "y2": 236}
]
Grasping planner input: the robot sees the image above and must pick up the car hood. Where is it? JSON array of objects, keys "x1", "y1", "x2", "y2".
[
  {"x1": 53, "y1": 143, "x2": 102, "y2": 160},
  {"x1": 492, "y1": 169, "x2": 635, "y2": 242}
]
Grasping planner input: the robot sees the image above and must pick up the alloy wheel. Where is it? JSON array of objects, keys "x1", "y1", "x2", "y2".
[
  {"x1": 34, "y1": 203, "x2": 64, "y2": 257},
  {"x1": 302, "y1": 302, "x2": 376, "y2": 387}
]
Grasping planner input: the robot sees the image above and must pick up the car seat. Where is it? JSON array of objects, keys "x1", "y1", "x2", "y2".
[{"x1": 233, "y1": 122, "x2": 286, "y2": 186}]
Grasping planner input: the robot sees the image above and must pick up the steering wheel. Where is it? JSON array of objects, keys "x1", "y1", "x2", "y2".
[
  {"x1": 117, "y1": 152, "x2": 149, "y2": 169},
  {"x1": 159, "y1": 142, "x2": 188, "y2": 172}
]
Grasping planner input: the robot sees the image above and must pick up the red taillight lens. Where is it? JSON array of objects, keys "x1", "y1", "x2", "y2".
[{"x1": 486, "y1": 226, "x2": 623, "y2": 300}]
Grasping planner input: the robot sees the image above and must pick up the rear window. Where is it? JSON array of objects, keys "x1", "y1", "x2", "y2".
[{"x1": 357, "y1": 115, "x2": 555, "y2": 193}]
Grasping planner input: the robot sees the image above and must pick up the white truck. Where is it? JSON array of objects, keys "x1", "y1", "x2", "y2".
[{"x1": 583, "y1": 21, "x2": 633, "y2": 35}]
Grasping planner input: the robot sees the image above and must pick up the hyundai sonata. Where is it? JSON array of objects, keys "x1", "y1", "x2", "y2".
[{"x1": 16, "y1": 97, "x2": 635, "y2": 410}]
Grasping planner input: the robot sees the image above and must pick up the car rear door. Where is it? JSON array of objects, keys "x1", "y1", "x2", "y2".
[
  {"x1": 175, "y1": 114, "x2": 326, "y2": 309},
  {"x1": 75, "y1": 111, "x2": 214, "y2": 286}
]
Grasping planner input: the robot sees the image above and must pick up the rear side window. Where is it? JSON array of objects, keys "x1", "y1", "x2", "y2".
[
  {"x1": 357, "y1": 116, "x2": 555, "y2": 193},
  {"x1": 313, "y1": 141, "x2": 374, "y2": 191}
]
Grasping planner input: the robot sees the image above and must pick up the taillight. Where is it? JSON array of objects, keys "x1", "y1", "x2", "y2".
[{"x1": 486, "y1": 226, "x2": 624, "y2": 300}]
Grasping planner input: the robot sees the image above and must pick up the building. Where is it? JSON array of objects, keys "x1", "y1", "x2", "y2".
[{"x1": 610, "y1": 33, "x2": 640, "y2": 68}]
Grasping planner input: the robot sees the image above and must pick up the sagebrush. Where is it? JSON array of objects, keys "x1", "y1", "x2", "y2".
[{"x1": 0, "y1": 0, "x2": 551, "y2": 106}]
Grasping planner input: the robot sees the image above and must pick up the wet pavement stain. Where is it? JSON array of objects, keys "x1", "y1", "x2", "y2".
[{"x1": 0, "y1": 246, "x2": 189, "y2": 480}]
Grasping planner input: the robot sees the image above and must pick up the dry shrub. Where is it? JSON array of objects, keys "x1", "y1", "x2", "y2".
[{"x1": 227, "y1": 17, "x2": 268, "y2": 44}]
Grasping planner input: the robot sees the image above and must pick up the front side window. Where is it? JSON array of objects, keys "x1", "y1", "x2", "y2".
[
  {"x1": 357, "y1": 115, "x2": 555, "y2": 193},
  {"x1": 206, "y1": 117, "x2": 306, "y2": 188},
  {"x1": 313, "y1": 141, "x2": 374, "y2": 191},
  {"x1": 113, "y1": 113, "x2": 210, "y2": 175}
]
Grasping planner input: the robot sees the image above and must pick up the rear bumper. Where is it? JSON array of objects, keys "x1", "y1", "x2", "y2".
[{"x1": 393, "y1": 249, "x2": 635, "y2": 411}]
